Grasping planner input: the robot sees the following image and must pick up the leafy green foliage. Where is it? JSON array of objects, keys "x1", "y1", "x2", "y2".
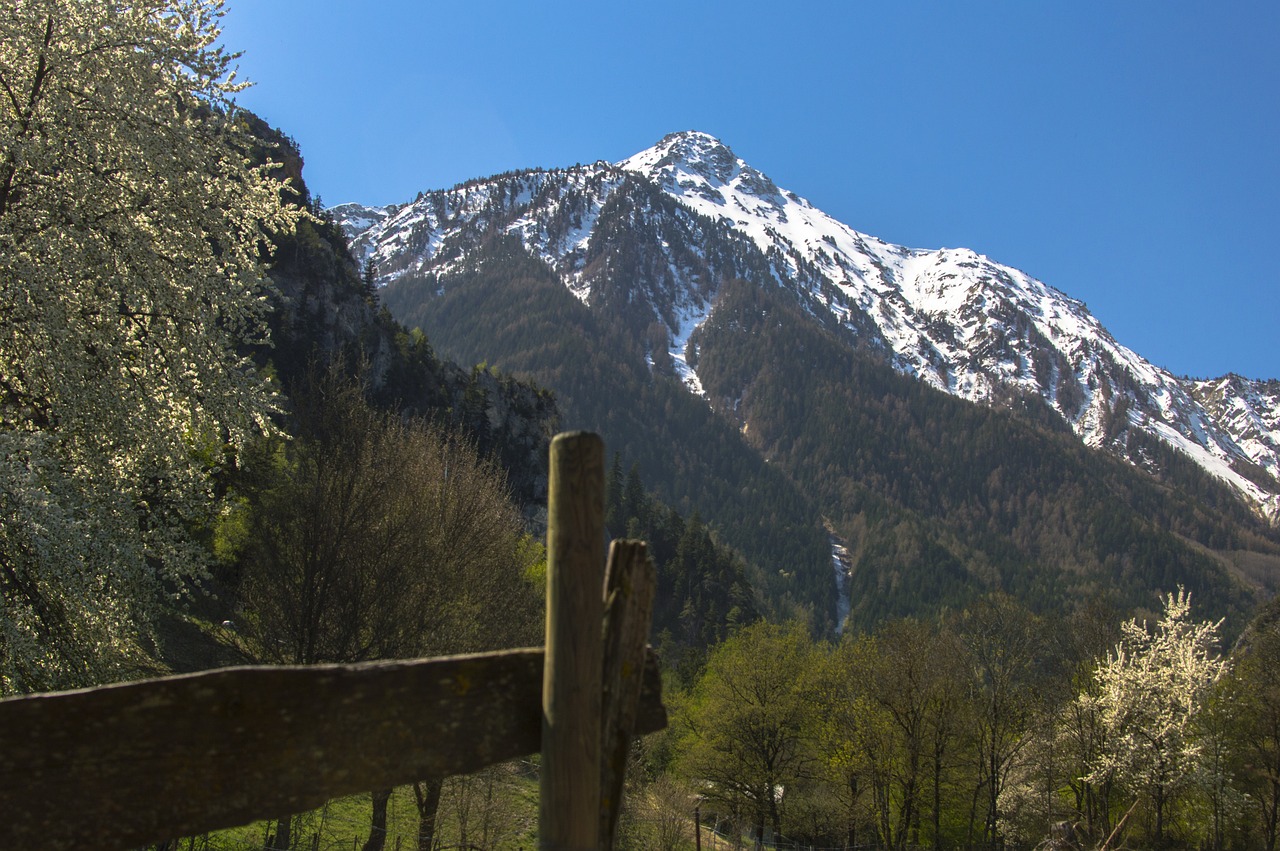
[
  {"x1": 1226, "y1": 599, "x2": 1280, "y2": 851},
  {"x1": 819, "y1": 619, "x2": 970, "y2": 850},
  {"x1": 674, "y1": 621, "x2": 822, "y2": 842},
  {"x1": 664, "y1": 591, "x2": 1280, "y2": 850}
]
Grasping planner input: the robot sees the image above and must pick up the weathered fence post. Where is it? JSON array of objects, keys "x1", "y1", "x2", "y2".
[
  {"x1": 599, "y1": 539, "x2": 657, "y2": 847},
  {"x1": 540, "y1": 431, "x2": 605, "y2": 850}
]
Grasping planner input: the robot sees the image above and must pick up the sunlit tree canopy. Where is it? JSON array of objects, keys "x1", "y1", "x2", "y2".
[{"x1": 0, "y1": 0, "x2": 298, "y2": 692}]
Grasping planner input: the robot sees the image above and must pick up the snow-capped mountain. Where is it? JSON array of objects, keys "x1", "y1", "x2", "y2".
[{"x1": 334, "y1": 131, "x2": 1280, "y2": 525}]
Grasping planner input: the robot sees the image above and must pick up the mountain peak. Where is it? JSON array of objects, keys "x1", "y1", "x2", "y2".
[
  {"x1": 623, "y1": 130, "x2": 736, "y2": 180},
  {"x1": 338, "y1": 134, "x2": 1280, "y2": 527},
  {"x1": 620, "y1": 130, "x2": 786, "y2": 212}
]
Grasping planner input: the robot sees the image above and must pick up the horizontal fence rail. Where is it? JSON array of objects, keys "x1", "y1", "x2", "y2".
[
  {"x1": 0, "y1": 646, "x2": 666, "y2": 850},
  {"x1": 0, "y1": 432, "x2": 662, "y2": 851}
]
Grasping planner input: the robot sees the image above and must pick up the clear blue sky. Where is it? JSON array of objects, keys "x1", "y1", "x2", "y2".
[{"x1": 223, "y1": 1, "x2": 1280, "y2": 381}]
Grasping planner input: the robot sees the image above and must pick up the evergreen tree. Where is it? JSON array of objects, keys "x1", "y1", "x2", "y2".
[
  {"x1": 361, "y1": 257, "x2": 379, "y2": 305},
  {"x1": 605, "y1": 452, "x2": 625, "y2": 535}
]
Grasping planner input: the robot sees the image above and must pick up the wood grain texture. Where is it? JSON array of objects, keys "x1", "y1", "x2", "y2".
[
  {"x1": 599, "y1": 540, "x2": 658, "y2": 848},
  {"x1": 540, "y1": 431, "x2": 606, "y2": 850},
  {"x1": 0, "y1": 647, "x2": 666, "y2": 850}
]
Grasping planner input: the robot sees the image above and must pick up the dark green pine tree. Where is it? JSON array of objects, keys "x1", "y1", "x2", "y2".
[
  {"x1": 361, "y1": 257, "x2": 378, "y2": 306},
  {"x1": 606, "y1": 452, "x2": 625, "y2": 536},
  {"x1": 623, "y1": 463, "x2": 647, "y2": 532}
]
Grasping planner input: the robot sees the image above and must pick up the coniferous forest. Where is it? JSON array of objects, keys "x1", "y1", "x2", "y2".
[{"x1": 4, "y1": 3, "x2": 1280, "y2": 850}]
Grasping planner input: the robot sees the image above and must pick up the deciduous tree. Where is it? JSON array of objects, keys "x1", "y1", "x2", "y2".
[
  {"x1": 674, "y1": 620, "x2": 820, "y2": 844},
  {"x1": 0, "y1": 0, "x2": 297, "y2": 692},
  {"x1": 956, "y1": 594, "x2": 1048, "y2": 847},
  {"x1": 237, "y1": 368, "x2": 542, "y2": 850},
  {"x1": 239, "y1": 371, "x2": 541, "y2": 667},
  {"x1": 1084, "y1": 588, "x2": 1226, "y2": 846},
  {"x1": 819, "y1": 618, "x2": 967, "y2": 851},
  {"x1": 1225, "y1": 604, "x2": 1280, "y2": 851}
]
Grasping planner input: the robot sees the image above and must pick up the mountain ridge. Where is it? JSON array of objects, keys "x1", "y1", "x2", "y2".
[
  {"x1": 337, "y1": 133, "x2": 1280, "y2": 633},
  {"x1": 333, "y1": 131, "x2": 1279, "y2": 527}
]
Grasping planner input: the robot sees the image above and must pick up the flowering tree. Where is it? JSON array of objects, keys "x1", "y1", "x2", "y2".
[
  {"x1": 1084, "y1": 589, "x2": 1226, "y2": 845},
  {"x1": 0, "y1": 0, "x2": 297, "y2": 692}
]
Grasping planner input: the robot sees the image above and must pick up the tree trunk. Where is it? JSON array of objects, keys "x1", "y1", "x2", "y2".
[
  {"x1": 1267, "y1": 792, "x2": 1278, "y2": 851},
  {"x1": 847, "y1": 775, "x2": 859, "y2": 851},
  {"x1": 362, "y1": 788, "x2": 392, "y2": 851},
  {"x1": 965, "y1": 773, "x2": 983, "y2": 850},
  {"x1": 987, "y1": 748, "x2": 999, "y2": 846},
  {"x1": 896, "y1": 770, "x2": 917, "y2": 851},
  {"x1": 932, "y1": 747, "x2": 943, "y2": 851},
  {"x1": 414, "y1": 778, "x2": 444, "y2": 851},
  {"x1": 1266, "y1": 773, "x2": 1279, "y2": 851},
  {"x1": 1080, "y1": 781, "x2": 1094, "y2": 841},
  {"x1": 1094, "y1": 779, "x2": 1114, "y2": 845},
  {"x1": 271, "y1": 814, "x2": 292, "y2": 850},
  {"x1": 1154, "y1": 781, "x2": 1166, "y2": 847},
  {"x1": 768, "y1": 781, "x2": 782, "y2": 844}
]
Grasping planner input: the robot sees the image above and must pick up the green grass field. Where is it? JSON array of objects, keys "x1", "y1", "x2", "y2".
[{"x1": 185, "y1": 765, "x2": 540, "y2": 850}]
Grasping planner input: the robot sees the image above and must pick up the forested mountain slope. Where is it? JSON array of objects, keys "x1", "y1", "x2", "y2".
[
  {"x1": 382, "y1": 235, "x2": 835, "y2": 630},
  {"x1": 355, "y1": 133, "x2": 1280, "y2": 633},
  {"x1": 244, "y1": 117, "x2": 557, "y2": 506},
  {"x1": 238, "y1": 120, "x2": 767, "y2": 658},
  {"x1": 341, "y1": 132, "x2": 1280, "y2": 527}
]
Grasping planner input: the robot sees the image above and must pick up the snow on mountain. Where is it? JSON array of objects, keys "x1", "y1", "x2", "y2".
[
  {"x1": 620, "y1": 132, "x2": 1280, "y2": 522},
  {"x1": 1186, "y1": 375, "x2": 1280, "y2": 487},
  {"x1": 329, "y1": 201, "x2": 399, "y2": 238},
  {"x1": 334, "y1": 131, "x2": 1280, "y2": 524}
]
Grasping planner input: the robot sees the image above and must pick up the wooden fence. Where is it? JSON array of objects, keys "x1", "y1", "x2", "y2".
[{"x1": 0, "y1": 431, "x2": 663, "y2": 850}]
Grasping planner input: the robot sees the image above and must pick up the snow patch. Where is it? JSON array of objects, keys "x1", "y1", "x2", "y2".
[{"x1": 669, "y1": 299, "x2": 712, "y2": 398}]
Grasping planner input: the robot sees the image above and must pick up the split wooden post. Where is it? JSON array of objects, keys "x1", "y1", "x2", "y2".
[
  {"x1": 540, "y1": 431, "x2": 606, "y2": 850},
  {"x1": 599, "y1": 539, "x2": 657, "y2": 847}
]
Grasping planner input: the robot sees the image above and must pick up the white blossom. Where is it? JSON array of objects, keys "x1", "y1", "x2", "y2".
[
  {"x1": 1083, "y1": 588, "x2": 1226, "y2": 840},
  {"x1": 0, "y1": 0, "x2": 299, "y2": 692}
]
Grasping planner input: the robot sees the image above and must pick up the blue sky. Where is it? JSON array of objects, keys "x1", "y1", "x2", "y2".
[{"x1": 223, "y1": 1, "x2": 1279, "y2": 380}]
